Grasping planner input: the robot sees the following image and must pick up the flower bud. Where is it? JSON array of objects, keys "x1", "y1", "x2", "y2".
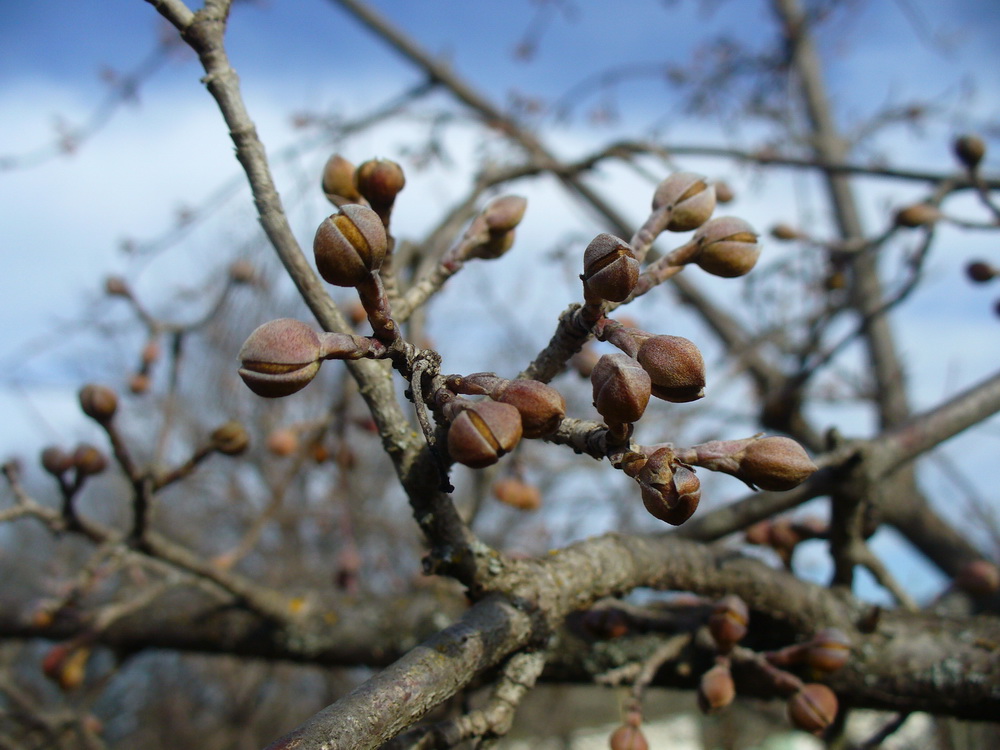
[
  {"x1": 492, "y1": 379, "x2": 566, "y2": 438},
  {"x1": 73, "y1": 444, "x2": 107, "y2": 476},
  {"x1": 698, "y1": 663, "x2": 736, "y2": 713},
  {"x1": 636, "y1": 448, "x2": 701, "y2": 525},
  {"x1": 104, "y1": 276, "x2": 130, "y2": 297},
  {"x1": 739, "y1": 436, "x2": 816, "y2": 491},
  {"x1": 354, "y1": 158, "x2": 405, "y2": 216},
  {"x1": 211, "y1": 421, "x2": 250, "y2": 456},
  {"x1": 894, "y1": 203, "x2": 939, "y2": 228},
  {"x1": 966, "y1": 261, "x2": 996, "y2": 283},
  {"x1": 954, "y1": 559, "x2": 1000, "y2": 596},
  {"x1": 78, "y1": 384, "x2": 118, "y2": 424},
  {"x1": 805, "y1": 629, "x2": 851, "y2": 673},
  {"x1": 787, "y1": 684, "x2": 838, "y2": 734},
  {"x1": 314, "y1": 204, "x2": 387, "y2": 287},
  {"x1": 953, "y1": 134, "x2": 986, "y2": 170},
  {"x1": 239, "y1": 319, "x2": 323, "y2": 398},
  {"x1": 708, "y1": 595, "x2": 749, "y2": 651},
  {"x1": 483, "y1": 195, "x2": 527, "y2": 233},
  {"x1": 770, "y1": 223, "x2": 801, "y2": 241},
  {"x1": 635, "y1": 335, "x2": 705, "y2": 403},
  {"x1": 609, "y1": 724, "x2": 649, "y2": 750},
  {"x1": 582, "y1": 234, "x2": 639, "y2": 302},
  {"x1": 591, "y1": 353, "x2": 651, "y2": 425},
  {"x1": 321, "y1": 154, "x2": 362, "y2": 202},
  {"x1": 691, "y1": 217, "x2": 761, "y2": 277},
  {"x1": 41, "y1": 446, "x2": 74, "y2": 476},
  {"x1": 129, "y1": 373, "x2": 150, "y2": 395},
  {"x1": 446, "y1": 400, "x2": 523, "y2": 469},
  {"x1": 652, "y1": 172, "x2": 716, "y2": 231},
  {"x1": 713, "y1": 181, "x2": 734, "y2": 204},
  {"x1": 492, "y1": 477, "x2": 542, "y2": 510},
  {"x1": 228, "y1": 259, "x2": 257, "y2": 285},
  {"x1": 266, "y1": 428, "x2": 299, "y2": 457}
]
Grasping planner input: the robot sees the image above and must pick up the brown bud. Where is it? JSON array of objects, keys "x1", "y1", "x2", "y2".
[
  {"x1": 355, "y1": 158, "x2": 405, "y2": 213},
  {"x1": 745, "y1": 520, "x2": 772, "y2": 546},
  {"x1": 739, "y1": 436, "x2": 817, "y2": 491},
  {"x1": 806, "y1": 629, "x2": 851, "y2": 673},
  {"x1": 446, "y1": 400, "x2": 523, "y2": 469},
  {"x1": 591, "y1": 353, "x2": 651, "y2": 425},
  {"x1": 492, "y1": 379, "x2": 566, "y2": 438},
  {"x1": 582, "y1": 234, "x2": 639, "y2": 302},
  {"x1": 321, "y1": 154, "x2": 362, "y2": 202},
  {"x1": 492, "y1": 477, "x2": 542, "y2": 511},
  {"x1": 652, "y1": 172, "x2": 717, "y2": 231},
  {"x1": 713, "y1": 181, "x2": 734, "y2": 204},
  {"x1": 129, "y1": 373, "x2": 150, "y2": 395},
  {"x1": 953, "y1": 134, "x2": 986, "y2": 170},
  {"x1": 239, "y1": 318, "x2": 323, "y2": 398},
  {"x1": 787, "y1": 684, "x2": 838, "y2": 734},
  {"x1": 691, "y1": 217, "x2": 761, "y2": 277},
  {"x1": 104, "y1": 276, "x2": 130, "y2": 297},
  {"x1": 770, "y1": 223, "x2": 801, "y2": 241},
  {"x1": 314, "y1": 204, "x2": 388, "y2": 287},
  {"x1": 609, "y1": 723, "x2": 649, "y2": 750},
  {"x1": 698, "y1": 663, "x2": 736, "y2": 713},
  {"x1": 894, "y1": 203, "x2": 939, "y2": 228},
  {"x1": 41, "y1": 446, "x2": 74, "y2": 476},
  {"x1": 966, "y1": 261, "x2": 996, "y2": 283},
  {"x1": 72, "y1": 444, "x2": 107, "y2": 476},
  {"x1": 211, "y1": 421, "x2": 250, "y2": 456},
  {"x1": 769, "y1": 517, "x2": 802, "y2": 552},
  {"x1": 483, "y1": 195, "x2": 527, "y2": 233},
  {"x1": 637, "y1": 449, "x2": 701, "y2": 525},
  {"x1": 581, "y1": 607, "x2": 630, "y2": 639},
  {"x1": 954, "y1": 559, "x2": 1000, "y2": 596},
  {"x1": 266, "y1": 428, "x2": 299, "y2": 457},
  {"x1": 228, "y1": 259, "x2": 257, "y2": 285},
  {"x1": 635, "y1": 335, "x2": 705, "y2": 403},
  {"x1": 141, "y1": 340, "x2": 161, "y2": 366},
  {"x1": 78, "y1": 384, "x2": 118, "y2": 424},
  {"x1": 708, "y1": 595, "x2": 749, "y2": 650}
]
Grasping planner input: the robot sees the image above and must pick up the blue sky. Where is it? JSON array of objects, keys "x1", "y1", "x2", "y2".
[{"x1": 1, "y1": 0, "x2": 999, "y2": 600}]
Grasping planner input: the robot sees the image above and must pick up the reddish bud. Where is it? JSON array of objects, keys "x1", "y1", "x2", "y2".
[
  {"x1": 314, "y1": 204, "x2": 388, "y2": 287},
  {"x1": 636, "y1": 448, "x2": 701, "y2": 525},
  {"x1": 591, "y1": 353, "x2": 651, "y2": 425},
  {"x1": 354, "y1": 158, "x2": 405, "y2": 215},
  {"x1": 266, "y1": 428, "x2": 299, "y2": 457},
  {"x1": 211, "y1": 421, "x2": 250, "y2": 456},
  {"x1": 894, "y1": 203, "x2": 939, "y2": 228},
  {"x1": 582, "y1": 234, "x2": 639, "y2": 302},
  {"x1": 698, "y1": 662, "x2": 736, "y2": 713},
  {"x1": 446, "y1": 400, "x2": 523, "y2": 469},
  {"x1": 609, "y1": 723, "x2": 649, "y2": 750},
  {"x1": 708, "y1": 595, "x2": 749, "y2": 650},
  {"x1": 806, "y1": 629, "x2": 851, "y2": 673},
  {"x1": 129, "y1": 373, "x2": 150, "y2": 394},
  {"x1": 78, "y1": 384, "x2": 118, "y2": 424},
  {"x1": 238, "y1": 319, "x2": 323, "y2": 398},
  {"x1": 787, "y1": 684, "x2": 838, "y2": 734},
  {"x1": 492, "y1": 478, "x2": 542, "y2": 510},
  {"x1": 635, "y1": 335, "x2": 705, "y2": 403}
]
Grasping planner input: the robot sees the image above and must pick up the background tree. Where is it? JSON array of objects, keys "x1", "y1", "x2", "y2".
[{"x1": 1, "y1": 1, "x2": 999, "y2": 748}]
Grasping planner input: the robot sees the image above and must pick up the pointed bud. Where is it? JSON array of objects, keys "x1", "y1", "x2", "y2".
[
  {"x1": 688, "y1": 435, "x2": 816, "y2": 491},
  {"x1": 591, "y1": 353, "x2": 651, "y2": 425},
  {"x1": 239, "y1": 319, "x2": 324, "y2": 398},
  {"x1": 79, "y1": 384, "x2": 118, "y2": 424},
  {"x1": 314, "y1": 204, "x2": 387, "y2": 287},
  {"x1": 211, "y1": 421, "x2": 250, "y2": 456},
  {"x1": 698, "y1": 663, "x2": 736, "y2": 713},
  {"x1": 787, "y1": 684, "x2": 838, "y2": 734},
  {"x1": 635, "y1": 335, "x2": 705, "y2": 403},
  {"x1": 636, "y1": 448, "x2": 701, "y2": 525},
  {"x1": 691, "y1": 217, "x2": 761, "y2": 277},
  {"x1": 321, "y1": 154, "x2": 362, "y2": 203},
  {"x1": 446, "y1": 400, "x2": 523, "y2": 469},
  {"x1": 582, "y1": 234, "x2": 639, "y2": 302},
  {"x1": 953, "y1": 134, "x2": 986, "y2": 171},
  {"x1": 652, "y1": 172, "x2": 716, "y2": 231},
  {"x1": 708, "y1": 595, "x2": 749, "y2": 651}
]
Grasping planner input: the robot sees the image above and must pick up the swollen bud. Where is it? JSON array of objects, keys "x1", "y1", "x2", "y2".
[
  {"x1": 635, "y1": 335, "x2": 705, "y2": 403},
  {"x1": 492, "y1": 477, "x2": 542, "y2": 510},
  {"x1": 445, "y1": 400, "x2": 523, "y2": 469},
  {"x1": 686, "y1": 435, "x2": 816, "y2": 491},
  {"x1": 491, "y1": 379, "x2": 566, "y2": 438},
  {"x1": 652, "y1": 172, "x2": 717, "y2": 231},
  {"x1": 805, "y1": 629, "x2": 851, "y2": 673},
  {"x1": 953, "y1": 134, "x2": 986, "y2": 171},
  {"x1": 708, "y1": 595, "x2": 749, "y2": 651},
  {"x1": 787, "y1": 684, "x2": 838, "y2": 735},
  {"x1": 698, "y1": 662, "x2": 736, "y2": 713},
  {"x1": 211, "y1": 421, "x2": 250, "y2": 456},
  {"x1": 238, "y1": 319, "x2": 323, "y2": 398},
  {"x1": 78, "y1": 384, "x2": 118, "y2": 424},
  {"x1": 41, "y1": 447, "x2": 74, "y2": 477},
  {"x1": 609, "y1": 723, "x2": 649, "y2": 750},
  {"x1": 354, "y1": 158, "x2": 406, "y2": 221},
  {"x1": 636, "y1": 448, "x2": 701, "y2": 525},
  {"x1": 691, "y1": 217, "x2": 761, "y2": 277},
  {"x1": 314, "y1": 204, "x2": 388, "y2": 287},
  {"x1": 321, "y1": 154, "x2": 362, "y2": 203},
  {"x1": 73, "y1": 444, "x2": 108, "y2": 476},
  {"x1": 894, "y1": 203, "x2": 939, "y2": 228},
  {"x1": 582, "y1": 234, "x2": 639, "y2": 302},
  {"x1": 591, "y1": 353, "x2": 651, "y2": 425}
]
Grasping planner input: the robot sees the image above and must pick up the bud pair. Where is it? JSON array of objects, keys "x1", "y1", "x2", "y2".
[
  {"x1": 447, "y1": 372, "x2": 565, "y2": 438},
  {"x1": 444, "y1": 398, "x2": 523, "y2": 469},
  {"x1": 597, "y1": 321, "x2": 706, "y2": 403},
  {"x1": 41, "y1": 444, "x2": 108, "y2": 477},
  {"x1": 635, "y1": 447, "x2": 700, "y2": 525}
]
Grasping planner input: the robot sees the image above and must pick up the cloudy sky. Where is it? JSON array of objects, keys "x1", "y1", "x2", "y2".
[{"x1": 1, "y1": 0, "x2": 998, "y2": 598}]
